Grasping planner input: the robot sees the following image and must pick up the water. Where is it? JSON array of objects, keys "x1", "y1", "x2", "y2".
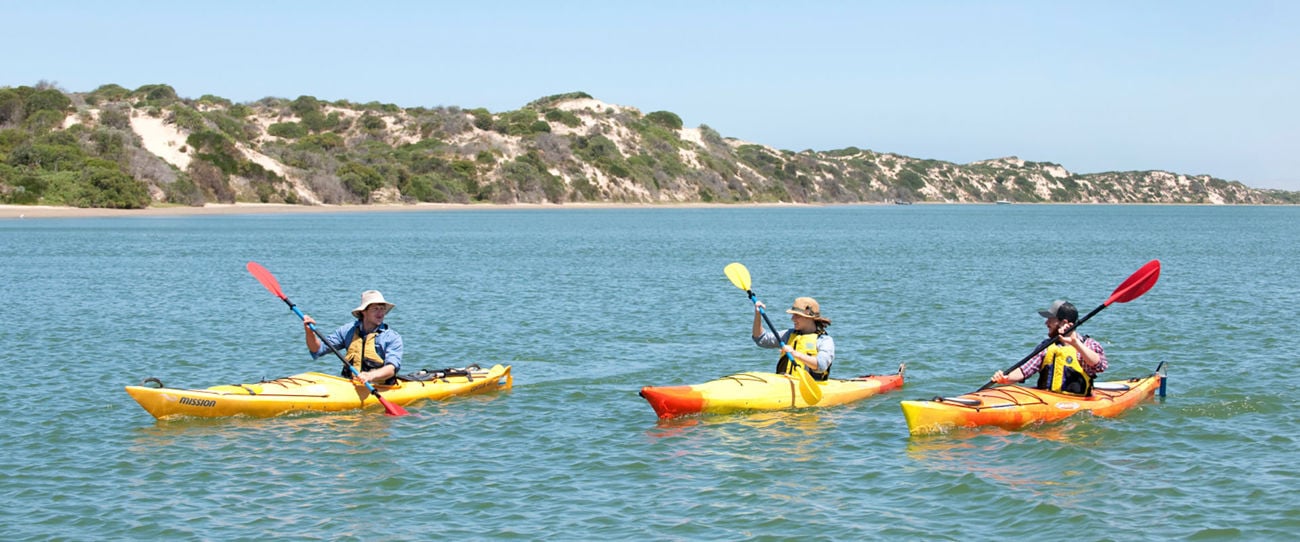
[{"x1": 2, "y1": 205, "x2": 1297, "y2": 540}]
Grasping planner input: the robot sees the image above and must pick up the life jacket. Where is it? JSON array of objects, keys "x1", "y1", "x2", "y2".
[
  {"x1": 343, "y1": 323, "x2": 396, "y2": 385},
  {"x1": 775, "y1": 331, "x2": 830, "y2": 381},
  {"x1": 1035, "y1": 337, "x2": 1093, "y2": 396}
]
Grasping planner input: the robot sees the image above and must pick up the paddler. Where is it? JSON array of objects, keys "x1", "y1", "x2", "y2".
[
  {"x1": 991, "y1": 300, "x2": 1107, "y2": 395},
  {"x1": 752, "y1": 297, "x2": 835, "y2": 380},
  {"x1": 303, "y1": 290, "x2": 404, "y2": 385}
]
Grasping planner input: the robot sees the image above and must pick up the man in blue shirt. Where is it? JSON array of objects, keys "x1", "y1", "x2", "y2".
[{"x1": 303, "y1": 290, "x2": 404, "y2": 385}]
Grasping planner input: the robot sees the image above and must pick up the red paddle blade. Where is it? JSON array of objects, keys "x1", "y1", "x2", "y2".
[
  {"x1": 378, "y1": 396, "x2": 409, "y2": 416},
  {"x1": 1104, "y1": 259, "x2": 1161, "y2": 306},
  {"x1": 246, "y1": 261, "x2": 286, "y2": 299}
]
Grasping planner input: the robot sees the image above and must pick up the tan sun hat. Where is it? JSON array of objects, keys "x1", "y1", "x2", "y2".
[
  {"x1": 351, "y1": 290, "x2": 394, "y2": 318},
  {"x1": 785, "y1": 297, "x2": 830, "y2": 324}
]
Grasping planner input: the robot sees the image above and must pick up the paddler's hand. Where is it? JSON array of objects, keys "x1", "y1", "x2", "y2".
[
  {"x1": 302, "y1": 315, "x2": 321, "y2": 352},
  {"x1": 991, "y1": 370, "x2": 1009, "y2": 384},
  {"x1": 1055, "y1": 321, "x2": 1078, "y2": 341},
  {"x1": 781, "y1": 345, "x2": 809, "y2": 368},
  {"x1": 1057, "y1": 327, "x2": 1083, "y2": 349},
  {"x1": 754, "y1": 301, "x2": 766, "y2": 312}
]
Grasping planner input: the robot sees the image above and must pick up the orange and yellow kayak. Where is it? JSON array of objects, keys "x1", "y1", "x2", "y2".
[
  {"x1": 125, "y1": 364, "x2": 512, "y2": 420},
  {"x1": 640, "y1": 364, "x2": 905, "y2": 419},
  {"x1": 900, "y1": 362, "x2": 1166, "y2": 435}
]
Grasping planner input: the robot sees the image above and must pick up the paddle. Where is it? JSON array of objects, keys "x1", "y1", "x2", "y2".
[
  {"x1": 978, "y1": 259, "x2": 1162, "y2": 392},
  {"x1": 724, "y1": 262, "x2": 824, "y2": 405},
  {"x1": 246, "y1": 261, "x2": 409, "y2": 416}
]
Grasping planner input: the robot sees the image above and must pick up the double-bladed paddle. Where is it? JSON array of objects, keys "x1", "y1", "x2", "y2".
[
  {"x1": 246, "y1": 261, "x2": 409, "y2": 416},
  {"x1": 725, "y1": 262, "x2": 824, "y2": 405},
  {"x1": 978, "y1": 259, "x2": 1162, "y2": 392}
]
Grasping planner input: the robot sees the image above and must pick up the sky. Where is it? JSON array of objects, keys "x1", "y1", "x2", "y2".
[{"x1": 4, "y1": 0, "x2": 1298, "y2": 190}]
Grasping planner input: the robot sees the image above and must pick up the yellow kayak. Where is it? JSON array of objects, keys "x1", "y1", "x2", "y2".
[
  {"x1": 640, "y1": 364, "x2": 905, "y2": 419},
  {"x1": 125, "y1": 364, "x2": 512, "y2": 420}
]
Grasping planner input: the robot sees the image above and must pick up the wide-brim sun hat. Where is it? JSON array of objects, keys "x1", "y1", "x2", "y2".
[
  {"x1": 785, "y1": 296, "x2": 830, "y2": 324},
  {"x1": 351, "y1": 290, "x2": 395, "y2": 318}
]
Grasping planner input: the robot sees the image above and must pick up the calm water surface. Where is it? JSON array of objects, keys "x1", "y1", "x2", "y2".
[{"x1": 2, "y1": 205, "x2": 1297, "y2": 540}]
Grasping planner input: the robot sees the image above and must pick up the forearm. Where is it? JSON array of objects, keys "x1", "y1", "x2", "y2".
[
  {"x1": 1081, "y1": 338, "x2": 1107, "y2": 373},
  {"x1": 358, "y1": 363, "x2": 397, "y2": 383},
  {"x1": 305, "y1": 329, "x2": 321, "y2": 353}
]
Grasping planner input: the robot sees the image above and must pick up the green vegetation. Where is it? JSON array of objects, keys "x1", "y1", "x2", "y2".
[
  {"x1": 526, "y1": 91, "x2": 593, "y2": 110},
  {"x1": 544, "y1": 108, "x2": 581, "y2": 127},
  {"x1": 3, "y1": 82, "x2": 1296, "y2": 209},
  {"x1": 493, "y1": 109, "x2": 549, "y2": 136},
  {"x1": 644, "y1": 111, "x2": 683, "y2": 130},
  {"x1": 0, "y1": 86, "x2": 155, "y2": 207},
  {"x1": 268, "y1": 121, "x2": 308, "y2": 139}
]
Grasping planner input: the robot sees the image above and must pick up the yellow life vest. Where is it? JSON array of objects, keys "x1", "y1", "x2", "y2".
[
  {"x1": 1036, "y1": 342, "x2": 1093, "y2": 396},
  {"x1": 344, "y1": 325, "x2": 392, "y2": 383},
  {"x1": 776, "y1": 331, "x2": 829, "y2": 381}
]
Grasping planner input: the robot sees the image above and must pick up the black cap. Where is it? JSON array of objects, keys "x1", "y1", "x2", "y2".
[{"x1": 1037, "y1": 300, "x2": 1078, "y2": 323}]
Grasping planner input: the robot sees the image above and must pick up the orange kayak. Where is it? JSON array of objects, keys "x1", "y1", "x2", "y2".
[
  {"x1": 900, "y1": 362, "x2": 1166, "y2": 435},
  {"x1": 640, "y1": 364, "x2": 905, "y2": 419}
]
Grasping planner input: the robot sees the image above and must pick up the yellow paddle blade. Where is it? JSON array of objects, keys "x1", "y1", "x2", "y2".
[
  {"x1": 793, "y1": 362, "x2": 824, "y2": 405},
  {"x1": 724, "y1": 262, "x2": 752, "y2": 291}
]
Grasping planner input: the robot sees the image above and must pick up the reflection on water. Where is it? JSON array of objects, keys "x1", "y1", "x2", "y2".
[
  {"x1": 130, "y1": 410, "x2": 399, "y2": 450},
  {"x1": 646, "y1": 410, "x2": 829, "y2": 463},
  {"x1": 904, "y1": 420, "x2": 1121, "y2": 502}
]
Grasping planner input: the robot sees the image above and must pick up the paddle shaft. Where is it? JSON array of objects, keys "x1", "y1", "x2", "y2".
[{"x1": 749, "y1": 290, "x2": 805, "y2": 370}]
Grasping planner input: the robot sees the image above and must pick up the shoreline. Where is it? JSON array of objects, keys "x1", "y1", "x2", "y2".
[
  {"x1": 0, "y1": 201, "x2": 833, "y2": 219},
  {"x1": 1, "y1": 200, "x2": 1281, "y2": 219}
]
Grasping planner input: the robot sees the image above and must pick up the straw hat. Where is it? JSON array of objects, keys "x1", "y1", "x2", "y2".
[
  {"x1": 785, "y1": 297, "x2": 830, "y2": 324},
  {"x1": 351, "y1": 290, "x2": 394, "y2": 319}
]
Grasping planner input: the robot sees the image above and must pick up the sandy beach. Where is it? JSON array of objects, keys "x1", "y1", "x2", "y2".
[{"x1": 0, "y1": 201, "x2": 819, "y2": 219}]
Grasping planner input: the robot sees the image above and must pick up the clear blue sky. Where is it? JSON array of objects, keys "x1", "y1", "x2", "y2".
[{"x1": 4, "y1": 0, "x2": 1298, "y2": 190}]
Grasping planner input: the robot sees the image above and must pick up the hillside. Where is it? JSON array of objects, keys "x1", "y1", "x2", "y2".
[{"x1": 2, "y1": 83, "x2": 1297, "y2": 208}]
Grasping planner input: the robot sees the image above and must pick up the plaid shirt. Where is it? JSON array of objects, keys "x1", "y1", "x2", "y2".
[{"x1": 1017, "y1": 335, "x2": 1107, "y2": 379}]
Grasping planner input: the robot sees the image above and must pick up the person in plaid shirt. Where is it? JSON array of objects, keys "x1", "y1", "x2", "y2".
[{"x1": 991, "y1": 300, "x2": 1107, "y2": 395}]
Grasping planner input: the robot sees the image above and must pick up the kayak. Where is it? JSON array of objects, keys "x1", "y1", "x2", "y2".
[
  {"x1": 125, "y1": 364, "x2": 512, "y2": 420},
  {"x1": 900, "y1": 362, "x2": 1166, "y2": 435},
  {"x1": 639, "y1": 364, "x2": 905, "y2": 419}
]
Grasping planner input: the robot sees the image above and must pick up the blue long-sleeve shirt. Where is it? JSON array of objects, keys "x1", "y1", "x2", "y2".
[{"x1": 311, "y1": 320, "x2": 403, "y2": 373}]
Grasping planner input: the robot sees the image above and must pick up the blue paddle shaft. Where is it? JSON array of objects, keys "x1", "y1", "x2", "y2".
[
  {"x1": 282, "y1": 296, "x2": 381, "y2": 394},
  {"x1": 749, "y1": 291, "x2": 799, "y2": 366}
]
